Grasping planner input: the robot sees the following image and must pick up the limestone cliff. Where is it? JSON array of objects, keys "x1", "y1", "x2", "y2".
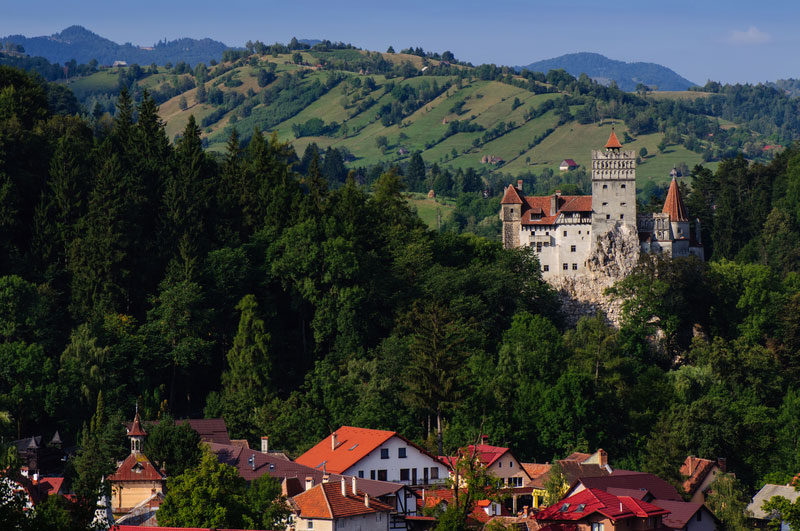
[{"x1": 550, "y1": 224, "x2": 641, "y2": 326}]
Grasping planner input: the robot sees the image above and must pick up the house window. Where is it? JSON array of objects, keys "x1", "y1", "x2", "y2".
[
  {"x1": 398, "y1": 447, "x2": 407, "y2": 458},
  {"x1": 572, "y1": 263, "x2": 578, "y2": 270},
  {"x1": 563, "y1": 263, "x2": 569, "y2": 270},
  {"x1": 498, "y1": 462, "x2": 502, "y2": 468},
  {"x1": 430, "y1": 467, "x2": 439, "y2": 479},
  {"x1": 358, "y1": 470, "x2": 364, "y2": 478},
  {"x1": 307, "y1": 521, "x2": 314, "y2": 529},
  {"x1": 380, "y1": 448, "x2": 389, "y2": 459},
  {"x1": 697, "y1": 512, "x2": 702, "y2": 521},
  {"x1": 571, "y1": 245, "x2": 576, "y2": 252},
  {"x1": 591, "y1": 523, "x2": 604, "y2": 531},
  {"x1": 400, "y1": 469, "x2": 410, "y2": 481},
  {"x1": 370, "y1": 470, "x2": 376, "y2": 480},
  {"x1": 378, "y1": 470, "x2": 387, "y2": 481},
  {"x1": 543, "y1": 265, "x2": 549, "y2": 272}
]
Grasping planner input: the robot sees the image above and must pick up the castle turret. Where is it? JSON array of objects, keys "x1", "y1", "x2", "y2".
[
  {"x1": 127, "y1": 410, "x2": 147, "y2": 455},
  {"x1": 662, "y1": 176, "x2": 689, "y2": 240},
  {"x1": 591, "y1": 128, "x2": 637, "y2": 240},
  {"x1": 500, "y1": 183, "x2": 523, "y2": 248}
]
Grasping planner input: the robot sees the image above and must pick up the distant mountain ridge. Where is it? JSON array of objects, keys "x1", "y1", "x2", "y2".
[
  {"x1": 519, "y1": 52, "x2": 696, "y2": 91},
  {"x1": 1, "y1": 25, "x2": 230, "y2": 66}
]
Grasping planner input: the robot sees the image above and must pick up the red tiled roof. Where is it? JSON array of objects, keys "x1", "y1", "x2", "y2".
[
  {"x1": 564, "y1": 453, "x2": 592, "y2": 462},
  {"x1": 536, "y1": 488, "x2": 668, "y2": 523},
  {"x1": 37, "y1": 477, "x2": 63, "y2": 496},
  {"x1": 418, "y1": 488, "x2": 503, "y2": 524},
  {"x1": 128, "y1": 412, "x2": 146, "y2": 437},
  {"x1": 679, "y1": 457, "x2": 717, "y2": 496},
  {"x1": 520, "y1": 195, "x2": 591, "y2": 226},
  {"x1": 605, "y1": 129, "x2": 623, "y2": 149},
  {"x1": 576, "y1": 472, "x2": 682, "y2": 501},
  {"x1": 107, "y1": 453, "x2": 166, "y2": 482},
  {"x1": 501, "y1": 184, "x2": 524, "y2": 204},
  {"x1": 651, "y1": 499, "x2": 706, "y2": 529},
  {"x1": 293, "y1": 481, "x2": 393, "y2": 520},
  {"x1": 662, "y1": 177, "x2": 688, "y2": 222}
]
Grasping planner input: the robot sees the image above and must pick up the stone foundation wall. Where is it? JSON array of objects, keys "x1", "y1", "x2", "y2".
[{"x1": 550, "y1": 224, "x2": 641, "y2": 327}]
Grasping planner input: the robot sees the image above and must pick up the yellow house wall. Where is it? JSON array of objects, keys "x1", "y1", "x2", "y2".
[
  {"x1": 111, "y1": 481, "x2": 163, "y2": 511},
  {"x1": 487, "y1": 453, "x2": 528, "y2": 487}
]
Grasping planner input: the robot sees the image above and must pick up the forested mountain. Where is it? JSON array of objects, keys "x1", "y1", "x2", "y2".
[
  {"x1": 1, "y1": 25, "x2": 229, "y2": 66},
  {"x1": 519, "y1": 52, "x2": 696, "y2": 91},
  {"x1": 3, "y1": 57, "x2": 800, "y2": 528}
]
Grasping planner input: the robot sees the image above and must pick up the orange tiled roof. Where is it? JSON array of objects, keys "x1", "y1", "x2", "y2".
[
  {"x1": 662, "y1": 177, "x2": 688, "y2": 222},
  {"x1": 108, "y1": 453, "x2": 165, "y2": 482},
  {"x1": 520, "y1": 195, "x2": 591, "y2": 226},
  {"x1": 501, "y1": 184, "x2": 524, "y2": 204},
  {"x1": 605, "y1": 129, "x2": 623, "y2": 149},
  {"x1": 680, "y1": 457, "x2": 716, "y2": 496},
  {"x1": 293, "y1": 481, "x2": 393, "y2": 520}
]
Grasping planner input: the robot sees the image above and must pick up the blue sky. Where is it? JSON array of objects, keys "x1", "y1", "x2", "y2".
[{"x1": 3, "y1": 0, "x2": 799, "y2": 84}]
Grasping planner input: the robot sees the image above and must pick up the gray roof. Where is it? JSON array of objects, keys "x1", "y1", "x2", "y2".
[{"x1": 747, "y1": 484, "x2": 800, "y2": 520}]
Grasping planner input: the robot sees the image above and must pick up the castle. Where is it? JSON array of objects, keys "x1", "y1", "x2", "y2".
[{"x1": 500, "y1": 129, "x2": 703, "y2": 279}]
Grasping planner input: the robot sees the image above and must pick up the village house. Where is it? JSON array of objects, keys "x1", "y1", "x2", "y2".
[
  {"x1": 560, "y1": 159, "x2": 579, "y2": 171},
  {"x1": 535, "y1": 487, "x2": 670, "y2": 531},
  {"x1": 747, "y1": 483, "x2": 800, "y2": 530},
  {"x1": 680, "y1": 456, "x2": 727, "y2": 504},
  {"x1": 440, "y1": 435, "x2": 531, "y2": 489},
  {"x1": 295, "y1": 426, "x2": 445, "y2": 486},
  {"x1": 501, "y1": 129, "x2": 703, "y2": 279},
  {"x1": 108, "y1": 411, "x2": 166, "y2": 515},
  {"x1": 291, "y1": 476, "x2": 394, "y2": 531}
]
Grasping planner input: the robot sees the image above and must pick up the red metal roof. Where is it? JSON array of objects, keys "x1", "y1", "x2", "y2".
[
  {"x1": 605, "y1": 129, "x2": 623, "y2": 149},
  {"x1": 662, "y1": 177, "x2": 688, "y2": 222},
  {"x1": 651, "y1": 499, "x2": 706, "y2": 529},
  {"x1": 561, "y1": 159, "x2": 578, "y2": 166},
  {"x1": 536, "y1": 488, "x2": 669, "y2": 522},
  {"x1": 128, "y1": 412, "x2": 146, "y2": 437},
  {"x1": 501, "y1": 184, "x2": 524, "y2": 204},
  {"x1": 293, "y1": 481, "x2": 393, "y2": 519},
  {"x1": 576, "y1": 472, "x2": 682, "y2": 501},
  {"x1": 107, "y1": 453, "x2": 166, "y2": 482}
]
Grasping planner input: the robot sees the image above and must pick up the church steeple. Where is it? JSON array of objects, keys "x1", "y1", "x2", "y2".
[{"x1": 127, "y1": 407, "x2": 147, "y2": 455}]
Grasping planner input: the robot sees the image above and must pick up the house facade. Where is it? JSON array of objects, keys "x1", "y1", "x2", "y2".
[
  {"x1": 291, "y1": 478, "x2": 394, "y2": 531},
  {"x1": 295, "y1": 426, "x2": 445, "y2": 486},
  {"x1": 500, "y1": 129, "x2": 703, "y2": 279},
  {"x1": 680, "y1": 456, "x2": 726, "y2": 504},
  {"x1": 536, "y1": 487, "x2": 670, "y2": 531}
]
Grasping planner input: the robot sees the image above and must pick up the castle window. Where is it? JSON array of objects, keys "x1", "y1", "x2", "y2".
[
  {"x1": 621, "y1": 184, "x2": 626, "y2": 189},
  {"x1": 563, "y1": 230, "x2": 567, "y2": 237},
  {"x1": 620, "y1": 214, "x2": 624, "y2": 220},
  {"x1": 621, "y1": 202, "x2": 626, "y2": 206},
  {"x1": 602, "y1": 202, "x2": 608, "y2": 206},
  {"x1": 603, "y1": 184, "x2": 608, "y2": 189},
  {"x1": 537, "y1": 242, "x2": 542, "y2": 252},
  {"x1": 572, "y1": 263, "x2": 578, "y2": 270},
  {"x1": 571, "y1": 245, "x2": 576, "y2": 252},
  {"x1": 563, "y1": 263, "x2": 569, "y2": 271},
  {"x1": 606, "y1": 214, "x2": 610, "y2": 219},
  {"x1": 543, "y1": 265, "x2": 549, "y2": 272}
]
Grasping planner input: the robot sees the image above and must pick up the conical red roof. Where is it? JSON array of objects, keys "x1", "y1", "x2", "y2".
[
  {"x1": 128, "y1": 411, "x2": 147, "y2": 437},
  {"x1": 662, "y1": 177, "x2": 688, "y2": 222},
  {"x1": 500, "y1": 184, "x2": 523, "y2": 204},
  {"x1": 605, "y1": 129, "x2": 623, "y2": 149}
]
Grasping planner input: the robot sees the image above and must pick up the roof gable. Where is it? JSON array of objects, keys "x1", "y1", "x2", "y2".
[
  {"x1": 501, "y1": 184, "x2": 524, "y2": 205},
  {"x1": 108, "y1": 453, "x2": 165, "y2": 482},
  {"x1": 537, "y1": 488, "x2": 668, "y2": 523},
  {"x1": 293, "y1": 481, "x2": 394, "y2": 520},
  {"x1": 295, "y1": 426, "x2": 397, "y2": 474}
]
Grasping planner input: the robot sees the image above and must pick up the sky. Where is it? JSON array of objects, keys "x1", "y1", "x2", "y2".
[{"x1": 3, "y1": 0, "x2": 800, "y2": 85}]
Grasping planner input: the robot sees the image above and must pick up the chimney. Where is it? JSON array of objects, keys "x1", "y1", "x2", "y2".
[
  {"x1": 481, "y1": 434, "x2": 489, "y2": 445},
  {"x1": 305, "y1": 477, "x2": 314, "y2": 491},
  {"x1": 688, "y1": 456, "x2": 695, "y2": 475},
  {"x1": 322, "y1": 474, "x2": 330, "y2": 483},
  {"x1": 517, "y1": 179, "x2": 523, "y2": 192},
  {"x1": 599, "y1": 449, "x2": 608, "y2": 467},
  {"x1": 341, "y1": 476, "x2": 347, "y2": 497},
  {"x1": 365, "y1": 493, "x2": 370, "y2": 508},
  {"x1": 352, "y1": 476, "x2": 357, "y2": 496},
  {"x1": 331, "y1": 431, "x2": 338, "y2": 450},
  {"x1": 261, "y1": 436, "x2": 269, "y2": 454},
  {"x1": 32, "y1": 473, "x2": 38, "y2": 484},
  {"x1": 717, "y1": 458, "x2": 727, "y2": 473},
  {"x1": 551, "y1": 192, "x2": 560, "y2": 215}
]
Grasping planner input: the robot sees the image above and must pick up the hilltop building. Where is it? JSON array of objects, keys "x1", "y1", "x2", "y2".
[{"x1": 500, "y1": 129, "x2": 703, "y2": 278}]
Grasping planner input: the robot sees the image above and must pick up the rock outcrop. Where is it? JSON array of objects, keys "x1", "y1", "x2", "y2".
[{"x1": 551, "y1": 224, "x2": 641, "y2": 326}]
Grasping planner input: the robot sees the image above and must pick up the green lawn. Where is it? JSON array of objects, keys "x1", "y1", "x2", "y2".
[{"x1": 406, "y1": 193, "x2": 455, "y2": 229}]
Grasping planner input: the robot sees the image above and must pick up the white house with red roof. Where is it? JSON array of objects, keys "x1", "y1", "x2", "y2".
[
  {"x1": 294, "y1": 426, "x2": 445, "y2": 486},
  {"x1": 501, "y1": 129, "x2": 703, "y2": 279},
  {"x1": 560, "y1": 159, "x2": 579, "y2": 171},
  {"x1": 291, "y1": 476, "x2": 394, "y2": 531},
  {"x1": 440, "y1": 435, "x2": 531, "y2": 489}
]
